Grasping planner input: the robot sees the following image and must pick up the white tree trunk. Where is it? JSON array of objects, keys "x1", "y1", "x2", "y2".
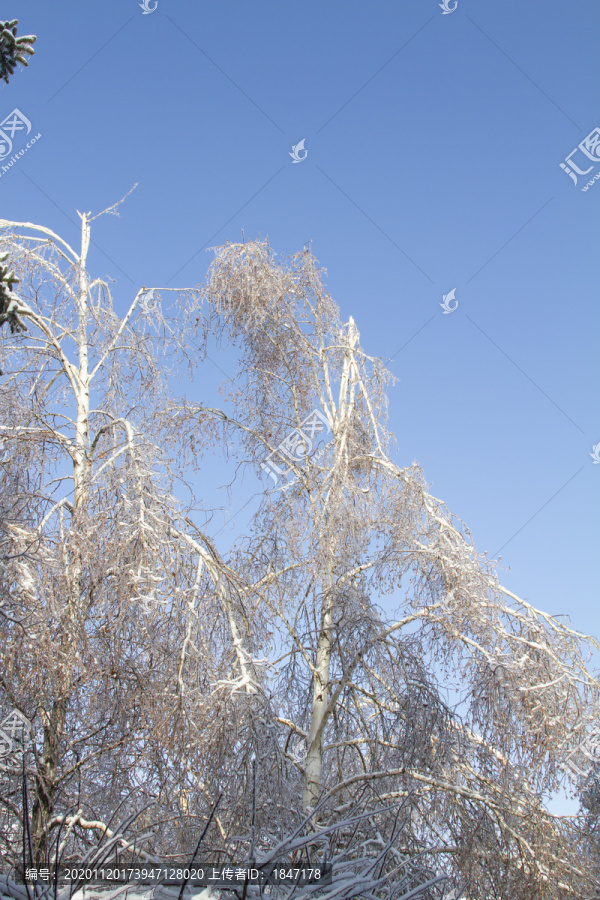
[{"x1": 303, "y1": 588, "x2": 333, "y2": 809}]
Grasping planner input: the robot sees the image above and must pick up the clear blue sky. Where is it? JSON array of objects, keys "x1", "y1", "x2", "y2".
[{"x1": 1, "y1": 0, "x2": 599, "y2": 813}]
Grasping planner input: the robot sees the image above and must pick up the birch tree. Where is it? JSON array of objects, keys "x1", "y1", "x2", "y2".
[
  {"x1": 0, "y1": 206, "x2": 281, "y2": 872},
  {"x1": 1, "y1": 217, "x2": 599, "y2": 899},
  {"x1": 189, "y1": 239, "x2": 600, "y2": 899}
]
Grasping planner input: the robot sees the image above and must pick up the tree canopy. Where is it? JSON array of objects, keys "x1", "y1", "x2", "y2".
[{"x1": 0, "y1": 211, "x2": 598, "y2": 899}]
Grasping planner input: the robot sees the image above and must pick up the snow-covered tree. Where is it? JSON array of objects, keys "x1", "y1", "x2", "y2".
[
  {"x1": 0, "y1": 253, "x2": 26, "y2": 336},
  {"x1": 0, "y1": 218, "x2": 599, "y2": 900},
  {"x1": 0, "y1": 21, "x2": 35, "y2": 85},
  {"x1": 0, "y1": 204, "x2": 263, "y2": 871},
  {"x1": 191, "y1": 239, "x2": 600, "y2": 899},
  {"x1": 578, "y1": 759, "x2": 600, "y2": 883}
]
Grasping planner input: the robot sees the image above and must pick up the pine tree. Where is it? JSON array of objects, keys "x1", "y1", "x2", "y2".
[
  {"x1": 0, "y1": 20, "x2": 36, "y2": 84},
  {"x1": 0, "y1": 20, "x2": 35, "y2": 362},
  {"x1": 0, "y1": 252, "x2": 26, "y2": 334}
]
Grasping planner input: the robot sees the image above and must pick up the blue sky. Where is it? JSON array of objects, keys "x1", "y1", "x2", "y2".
[{"x1": 1, "y1": 0, "x2": 599, "y2": 813}]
